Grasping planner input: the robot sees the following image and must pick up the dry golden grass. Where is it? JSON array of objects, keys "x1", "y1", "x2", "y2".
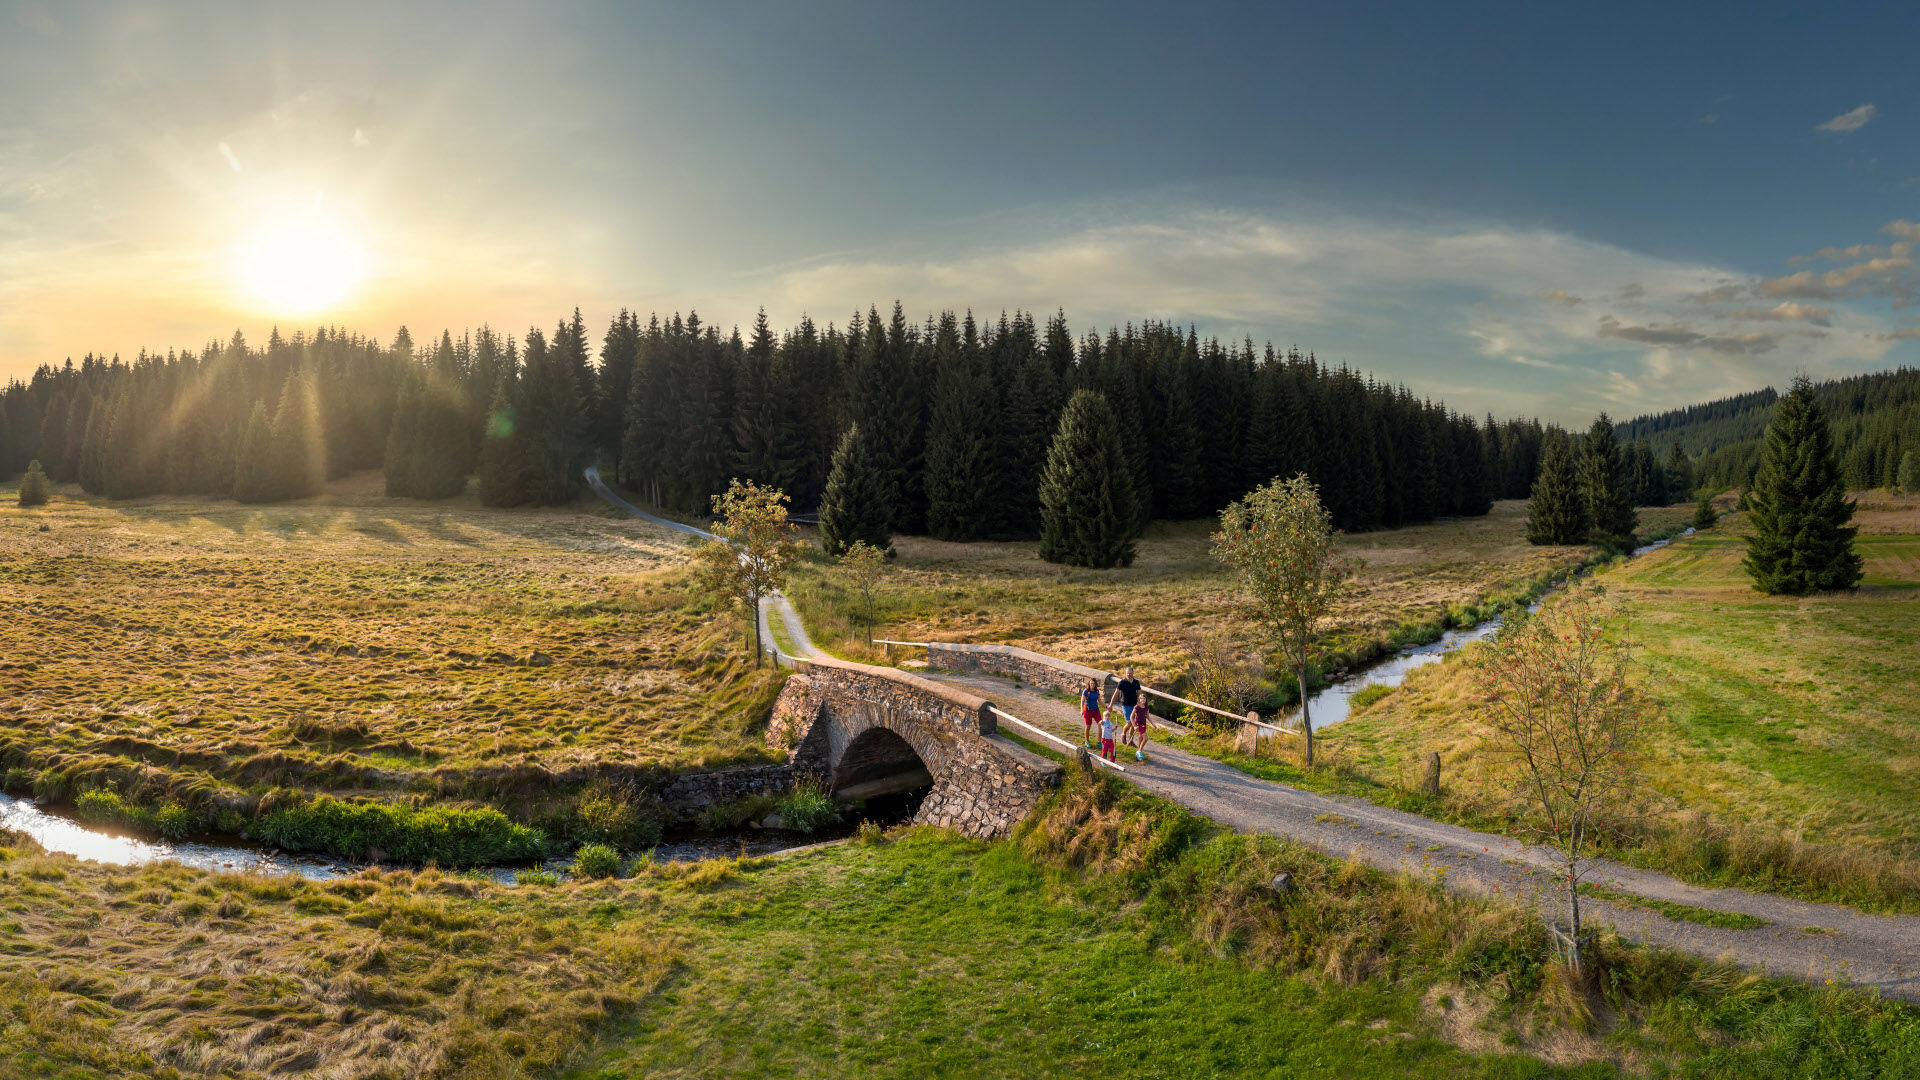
[
  {"x1": 791, "y1": 499, "x2": 1626, "y2": 682},
  {"x1": 1307, "y1": 502, "x2": 1920, "y2": 903},
  {"x1": 0, "y1": 475, "x2": 783, "y2": 813},
  {"x1": 0, "y1": 832, "x2": 687, "y2": 1079}
]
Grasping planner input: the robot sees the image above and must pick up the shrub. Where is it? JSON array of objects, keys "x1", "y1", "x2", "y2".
[
  {"x1": 17, "y1": 460, "x2": 50, "y2": 508},
  {"x1": 574, "y1": 784, "x2": 663, "y2": 852},
  {"x1": 856, "y1": 820, "x2": 886, "y2": 846},
  {"x1": 697, "y1": 794, "x2": 778, "y2": 831},
  {"x1": 151, "y1": 803, "x2": 195, "y2": 839},
  {"x1": 250, "y1": 794, "x2": 546, "y2": 866},
  {"x1": 1348, "y1": 684, "x2": 1393, "y2": 711},
  {"x1": 776, "y1": 784, "x2": 840, "y2": 835},
  {"x1": 572, "y1": 843, "x2": 622, "y2": 879}
]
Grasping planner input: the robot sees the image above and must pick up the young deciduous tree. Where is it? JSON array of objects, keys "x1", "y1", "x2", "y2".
[
  {"x1": 17, "y1": 459, "x2": 50, "y2": 507},
  {"x1": 1472, "y1": 589, "x2": 1656, "y2": 979},
  {"x1": 1038, "y1": 389, "x2": 1140, "y2": 569},
  {"x1": 694, "y1": 479, "x2": 803, "y2": 666},
  {"x1": 839, "y1": 539, "x2": 887, "y2": 646},
  {"x1": 1212, "y1": 474, "x2": 1359, "y2": 766},
  {"x1": 1743, "y1": 375, "x2": 1863, "y2": 595}
]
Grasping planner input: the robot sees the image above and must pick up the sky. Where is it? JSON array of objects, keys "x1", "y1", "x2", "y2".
[{"x1": 3, "y1": 0, "x2": 1918, "y2": 423}]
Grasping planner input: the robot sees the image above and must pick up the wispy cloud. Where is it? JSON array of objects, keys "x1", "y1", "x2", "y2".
[
  {"x1": 763, "y1": 207, "x2": 1909, "y2": 422},
  {"x1": 1816, "y1": 103, "x2": 1876, "y2": 133}
]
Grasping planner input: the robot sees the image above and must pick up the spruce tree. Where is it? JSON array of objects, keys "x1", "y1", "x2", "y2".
[
  {"x1": 818, "y1": 423, "x2": 893, "y2": 556},
  {"x1": 1038, "y1": 389, "x2": 1140, "y2": 569},
  {"x1": 1691, "y1": 495, "x2": 1717, "y2": 530},
  {"x1": 923, "y1": 317, "x2": 996, "y2": 541},
  {"x1": 232, "y1": 402, "x2": 279, "y2": 503},
  {"x1": 17, "y1": 459, "x2": 50, "y2": 507},
  {"x1": 384, "y1": 373, "x2": 422, "y2": 496},
  {"x1": 37, "y1": 395, "x2": 68, "y2": 483},
  {"x1": 477, "y1": 375, "x2": 539, "y2": 507},
  {"x1": 1742, "y1": 375, "x2": 1863, "y2": 595},
  {"x1": 1665, "y1": 441, "x2": 1691, "y2": 500},
  {"x1": 1526, "y1": 427, "x2": 1587, "y2": 545},
  {"x1": 270, "y1": 374, "x2": 323, "y2": 499},
  {"x1": 1897, "y1": 450, "x2": 1918, "y2": 495},
  {"x1": 1577, "y1": 414, "x2": 1638, "y2": 548}
]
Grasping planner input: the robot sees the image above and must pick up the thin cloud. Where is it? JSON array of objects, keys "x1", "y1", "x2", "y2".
[
  {"x1": 1817, "y1": 104, "x2": 1876, "y2": 133},
  {"x1": 1730, "y1": 301, "x2": 1833, "y2": 326},
  {"x1": 1596, "y1": 316, "x2": 1780, "y2": 355}
]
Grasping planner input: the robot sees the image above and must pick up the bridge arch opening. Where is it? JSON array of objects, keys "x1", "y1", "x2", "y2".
[{"x1": 832, "y1": 726, "x2": 934, "y2": 814}]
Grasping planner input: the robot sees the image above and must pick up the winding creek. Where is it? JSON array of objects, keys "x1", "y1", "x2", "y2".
[{"x1": 2, "y1": 529, "x2": 1692, "y2": 877}]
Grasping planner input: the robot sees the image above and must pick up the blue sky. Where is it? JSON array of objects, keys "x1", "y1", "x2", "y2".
[{"x1": 3, "y1": 0, "x2": 1917, "y2": 421}]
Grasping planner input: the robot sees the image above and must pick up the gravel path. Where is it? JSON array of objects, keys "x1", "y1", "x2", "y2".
[
  {"x1": 928, "y1": 672, "x2": 1920, "y2": 1002},
  {"x1": 583, "y1": 465, "x2": 1920, "y2": 1000},
  {"x1": 584, "y1": 465, "x2": 824, "y2": 662}
]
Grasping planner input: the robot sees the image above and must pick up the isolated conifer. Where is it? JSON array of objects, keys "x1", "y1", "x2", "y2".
[
  {"x1": 818, "y1": 423, "x2": 893, "y2": 556},
  {"x1": 1526, "y1": 428, "x2": 1587, "y2": 545},
  {"x1": 1038, "y1": 390, "x2": 1140, "y2": 569},
  {"x1": 1577, "y1": 414, "x2": 1638, "y2": 548},
  {"x1": 17, "y1": 459, "x2": 50, "y2": 507},
  {"x1": 232, "y1": 402, "x2": 279, "y2": 503},
  {"x1": 1742, "y1": 375, "x2": 1863, "y2": 595},
  {"x1": 1897, "y1": 450, "x2": 1918, "y2": 496},
  {"x1": 1691, "y1": 495, "x2": 1717, "y2": 530}
]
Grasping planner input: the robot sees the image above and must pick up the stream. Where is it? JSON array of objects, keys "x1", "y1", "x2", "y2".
[
  {"x1": 4, "y1": 529, "x2": 1692, "y2": 875},
  {"x1": 1289, "y1": 528, "x2": 1692, "y2": 732},
  {"x1": 0, "y1": 786, "x2": 924, "y2": 882}
]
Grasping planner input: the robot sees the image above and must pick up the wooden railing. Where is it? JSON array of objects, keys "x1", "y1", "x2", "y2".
[{"x1": 988, "y1": 707, "x2": 1126, "y2": 772}]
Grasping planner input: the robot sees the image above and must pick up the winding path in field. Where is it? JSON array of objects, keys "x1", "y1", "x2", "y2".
[
  {"x1": 584, "y1": 464, "x2": 824, "y2": 664},
  {"x1": 585, "y1": 466, "x2": 1920, "y2": 1000},
  {"x1": 917, "y1": 671, "x2": 1920, "y2": 1002}
]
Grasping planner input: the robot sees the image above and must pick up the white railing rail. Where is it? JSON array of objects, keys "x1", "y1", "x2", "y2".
[
  {"x1": 1139, "y1": 686, "x2": 1290, "y2": 735},
  {"x1": 873, "y1": 638, "x2": 930, "y2": 648},
  {"x1": 988, "y1": 707, "x2": 1126, "y2": 773}
]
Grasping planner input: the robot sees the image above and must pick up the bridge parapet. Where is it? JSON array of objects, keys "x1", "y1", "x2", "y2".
[
  {"x1": 767, "y1": 657, "x2": 1061, "y2": 840},
  {"x1": 926, "y1": 641, "x2": 1112, "y2": 698}
]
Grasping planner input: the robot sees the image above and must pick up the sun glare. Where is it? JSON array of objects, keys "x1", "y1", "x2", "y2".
[{"x1": 234, "y1": 211, "x2": 370, "y2": 315}]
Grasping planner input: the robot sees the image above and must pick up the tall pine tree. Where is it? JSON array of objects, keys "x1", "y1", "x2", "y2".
[
  {"x1": 1742, "y1": 375, "x2": 1863, "y2": 595},
  {"x1": 1038, "y1": 390, "x2": 1140, "y2": 568},
  {"x1": 1577, "y1": 414, "x2": 1637, "y2": 547},
  {"x1": 818, "y1": 423, "x2": 893, "y2": 556},
  {"x1": 1526, "y1": 427, "x2": 1587, "y2": 544}
]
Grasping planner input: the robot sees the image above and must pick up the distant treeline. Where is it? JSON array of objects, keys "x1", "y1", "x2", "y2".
[
  {"x1": 1617, "y1": 367, "x2": 1920, "y2": 493},
  {"x1": 1, "y1": 304, "x2": 1584, "y2": 535}
]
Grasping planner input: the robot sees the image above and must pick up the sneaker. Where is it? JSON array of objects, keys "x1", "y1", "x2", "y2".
[{"x1": 1136, "y1": 751, "x2": 1145, "y2": 761}]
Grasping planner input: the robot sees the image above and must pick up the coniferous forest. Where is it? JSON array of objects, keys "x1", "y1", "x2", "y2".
[{"x1": 2, "y1": 303, "x2": 1579, "y2": 536}]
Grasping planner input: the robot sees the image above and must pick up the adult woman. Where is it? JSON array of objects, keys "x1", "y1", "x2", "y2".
[{"x1": 1079, "y1": 678, "x2": 1102, "y2": 747}]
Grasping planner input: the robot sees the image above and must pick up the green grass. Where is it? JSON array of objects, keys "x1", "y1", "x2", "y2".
[
  {"x1": 1579, "y1": 883, "x2": 1771, "y2": 930},
  {"x1": 1178, "y1": 504, "x2": 1920, "y2": 912}
]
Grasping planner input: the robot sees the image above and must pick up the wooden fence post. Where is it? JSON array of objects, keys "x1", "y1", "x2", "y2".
[{"x1": 1421, "y1": 751, "x2": 1442, "y2": 797}]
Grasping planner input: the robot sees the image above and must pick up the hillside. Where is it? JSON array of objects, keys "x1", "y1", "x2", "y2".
[{"x1": 1617, "y1": 366, "x2": 1920, "y2": 492}]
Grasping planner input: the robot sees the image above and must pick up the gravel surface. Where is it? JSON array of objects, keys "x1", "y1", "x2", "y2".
[{"x1": 930, "y1": 672, "x2": 1920, "y2": 1003}]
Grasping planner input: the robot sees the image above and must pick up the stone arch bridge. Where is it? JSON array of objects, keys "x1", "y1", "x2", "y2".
[{"x1": 765, "y1": 657, "x2": 1063, "y2": 840}]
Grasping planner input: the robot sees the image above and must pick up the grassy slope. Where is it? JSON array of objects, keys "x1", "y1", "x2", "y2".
[
  {"x1": 11, "y1": 769, "x2": 1917, "y2": 1080},
  {"x1": 0, "y1": 476, "x2": 782, "y2": 822},
  {"x1": 788, "y1": 500, "x2": 1654, "y2": 682},
  {"x1": 1273, "y1": 495, "x2": 1920, "y2": 904}
]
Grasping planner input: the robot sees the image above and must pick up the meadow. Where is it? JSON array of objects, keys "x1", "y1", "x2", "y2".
[
  {"x1": 0, "y1": 475, "x2": 782, "y2": 856},
  {"x1": 1239, "y1": 494, "x2": 1920, "y2": 910},
  {"x1": 787, "y1": 499, "x2": 1691, "y2": 689},
  {"x1": 7, "y1": 767, "x2": 1916, "y2": 1080}
]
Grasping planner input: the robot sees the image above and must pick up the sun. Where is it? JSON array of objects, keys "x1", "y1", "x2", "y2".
[{"x1": 234, "y1": 210, "x2": 370, "y2": 315}]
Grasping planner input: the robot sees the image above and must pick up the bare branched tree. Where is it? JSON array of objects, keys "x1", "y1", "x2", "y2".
[{"x1": 1471, "y1": 587, "x2": 1656, "y2": 977}]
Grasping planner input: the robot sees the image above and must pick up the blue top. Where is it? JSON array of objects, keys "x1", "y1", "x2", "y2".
[{"x1": 1082, "y1": 688, "x2": 1100, "y2": 711}]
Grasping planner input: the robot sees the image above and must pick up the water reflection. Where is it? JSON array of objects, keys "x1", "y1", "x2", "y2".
[{"x1": 1287, "y1": 527, "x2": 1693, "y2": 732}]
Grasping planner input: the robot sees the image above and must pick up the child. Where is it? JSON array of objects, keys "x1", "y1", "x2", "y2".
[
  {"x1": 1080, "y1": 678, "x2": 1102, "y2": 747},
  {"x1": 1099, "y1": 711, "x2": 1117, "y2": 762},
  {"x1": 1130, "y1": 700, "x2": 1151, "y2": 762}
]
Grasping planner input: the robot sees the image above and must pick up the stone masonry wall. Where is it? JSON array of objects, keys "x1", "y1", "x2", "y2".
[
  {"x1": 916, "y1": 734, "x2": 1058, "y2": 839},
  {"x1": 927, "y1": 642, "x2": 1114, "y2": 698}
]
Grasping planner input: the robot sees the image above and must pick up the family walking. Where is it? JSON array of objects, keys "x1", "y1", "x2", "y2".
[{"x1": 1080, "y1": 667, "x2": 1149, "y2": 762}]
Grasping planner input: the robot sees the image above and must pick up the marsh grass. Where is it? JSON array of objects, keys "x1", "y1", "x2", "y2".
[
  {"x1": 0, "y1": 477, "x2": 787, "y2": 855},
  {"x1": 786, "y1": 501, "x2": 1606, "y2": 678}
]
